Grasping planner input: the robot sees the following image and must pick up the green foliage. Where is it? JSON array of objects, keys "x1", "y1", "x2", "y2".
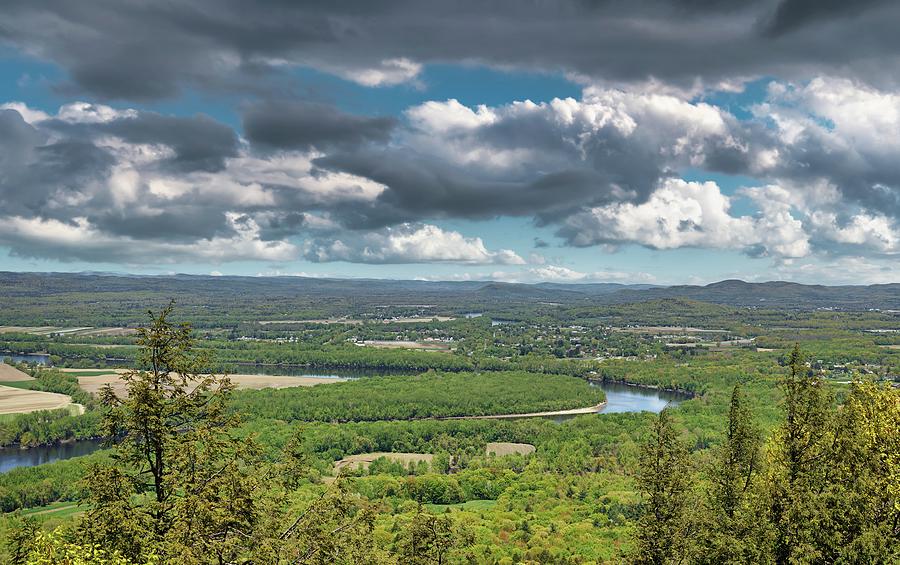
[
  {"x1": 231, "y1": 371, "x2": 604, "y2": 422},
  {"x1": 693, "y1": 384, "x2": 767, "y2": 564},
  {"x1": 78, "y1": 304, "x2": 262, "y2": 563},
  {"x1": 631, "y1": 346, "x2": 900, "y2": 564},
  {"x1": 631, "y1": 409, "x2": 694, "y2": 564},
  {"x1": 5, "y1": 292, "x2": 900, "y2": 564},
  {"x1": 23, "y1": 530, "x2": 150, "y2": 565},
  {"x1": 394, "y1": 503, "x2": 475, "y2": 564},
  {"x1": 0, "y1": 410, "x2": 101, "y2": 448},
  {"x1": 0, "y1": 452, "x2": 108, "y2": 512}
]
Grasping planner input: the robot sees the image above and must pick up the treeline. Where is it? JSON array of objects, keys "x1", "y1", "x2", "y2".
[
  {"x1": 15, "y1": 367, "x2": 95, "y2": 408},
  {"x1": 348, "y1": 468, "x2": 519, "y2": 505},
  {"x1": 0, "y1": 409, "x2": 101, "y2": 448},
  {"x1": 632, "y1": 346, "x2": 900, "y2": 564},
  {"x1": 0, "y1": 368, "x2": 101, "y2": 447},
  {"x1": 206, "y1": 344, "x2": 475, "y2": 371},
  {"x1": 592, "y1": 350, "x2": 782, "y2": 396},
  {"x1": 2, "y1": 336, "x2": 478, "y2": 371},
  {"x1": 0, "y1": 339, "x2": 135, "y2": 365},
  {"x1": 230, "y1": 371, "x2": 605, "y2": 422},
  {"x1": 0, "y1": 450, "x2": 109, "y2": 512}
]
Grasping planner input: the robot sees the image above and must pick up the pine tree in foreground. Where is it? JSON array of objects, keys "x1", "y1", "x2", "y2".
[{"x1": 632, "y1": 409, "x2": 694, "y2": 565}]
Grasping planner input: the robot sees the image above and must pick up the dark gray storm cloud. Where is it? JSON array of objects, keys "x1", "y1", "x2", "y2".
[
  {"x1": 762, "y1": 0, "x2": 892, "y2": 36},
  {"x1": 100, "y1": 114, "x2": 239, "y2": 173},
  {"x1": 42, "y1": 113, "x2": 239, "y2": 173},
  {"x1": 2, "y1": 0, "x2": 900, "y2": 100},
  {"x1": 243, "y1": 100, "x2": 396, "y2": 151},
  {"x1": 315, "y1": 149, "x2": 630, "y2": 228},
  {"x1": 0, "y1": 109, "x2": 115, "y2": 218}
]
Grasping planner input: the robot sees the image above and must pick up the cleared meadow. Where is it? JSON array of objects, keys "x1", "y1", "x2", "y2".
[
  {"x1": 485, "y1": 442, "x2": 535, "y2": 457},
  {"x1": 333, "y1": 452, "x2": 434, "y2": 474}
]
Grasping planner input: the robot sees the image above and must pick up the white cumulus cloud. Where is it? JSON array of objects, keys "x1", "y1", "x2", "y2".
[{"x1": 304, "y1": 223, "x2": 525, "y2": 265}]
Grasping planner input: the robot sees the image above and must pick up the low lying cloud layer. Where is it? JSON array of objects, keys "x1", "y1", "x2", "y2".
[{"x1": 302, "y1": 224, "x2": 524, "y2": 265}]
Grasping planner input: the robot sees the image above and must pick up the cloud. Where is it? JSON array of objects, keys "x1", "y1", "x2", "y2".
[
  {"x1": 316, "y1": 88, "x2": 766, "y2": 228},
  {"x1": 560, "y1": 179, "x2": 741, "y2": 249},
  {"x1": 558, "y1": 179, "x2": 811, "y2": 258},
  {"x1": 338, "y1": 58, "x2": 422, "y2": 87},
  {"x1": 2, "y1": 1, "x2": 900, "y2": 101},
  {"x1": 0, "y1": 214, "x2": 296, "y2": 264},
  {"x1": 754, "y1": 77, "x2": 900, "y2": 218},
  {"x1": 242, "y1": 100, "x2": 396, "y2": 151},
  {"x1": 0, "y1": 102, "x2": 386, "y2": 261},
  {"x1": 762, "y1": 0, "x2": 891, "y2": 37},
  {"x1": 768, "y1": 255, "x2": 900, "y2": 285},
  {"x1": 303, "y1": 224, "x2": 524, "y2": 265},
  {"x1": 414, "y1": 265, "x2": 657, "y2": 284},
  {"x1": 1, "y1": 76, "x2": 899, "y2": 270}
]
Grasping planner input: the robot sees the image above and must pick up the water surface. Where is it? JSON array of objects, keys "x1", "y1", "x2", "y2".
[
  {"x1": 591, "y1": 380, "x2": 687, "y2": 414},
  {"x1": 0, "y1": 439, "x2": 105, "y2": 473},
  {"x1": 1, "y1": 352, "x2": 50, "y2": 365}
]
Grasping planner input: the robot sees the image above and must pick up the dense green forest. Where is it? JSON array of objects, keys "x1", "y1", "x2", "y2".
[
  {"x1": 1, "y1": 290, "x2": 898, "y2": 563},
  {"x1": 230, "y1": 371, "x2": 604, "y2": 422}
]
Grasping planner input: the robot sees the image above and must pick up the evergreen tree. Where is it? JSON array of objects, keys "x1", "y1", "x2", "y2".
[
  {"x1": 695, "y1": 384, "x2": 765, "y2": 564},
  {"x1": 767, "y1": 344, "x2": 834, "y2": 564},
  {"x1": 632, "y1": 409, "x2": 694, "y2": 565},
  {"x1": 714, "y1": 384, "x2": 760, "y2": 518},
  {"x1": 79, "y1": 303, "x2": 262, "y2": 563}
]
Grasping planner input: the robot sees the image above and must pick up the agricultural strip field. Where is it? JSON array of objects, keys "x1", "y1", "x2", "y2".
[
  {"x1": 358, "y1": 340, "x2": 451, "y2": 351},
  {"x1": 67, "y1": 369, "x2": 346, "y2": 396},
  {"x1": 0, "y1": 326, "x2": 135, "y2": 336},
  {"x1": 0, "y1": 363, "x2": 33, "y2": 382},
  {"x1": 0, "y1": 385, "x2": 77, "y2": 415}
]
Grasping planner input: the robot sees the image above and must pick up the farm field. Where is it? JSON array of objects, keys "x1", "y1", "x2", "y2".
[
  {"x1": 71, "y1": 370, "x2": 345, "y2": 396},
  {"x1": 0, "y1": 385, "x2": 77, "y2": 415},
  {"x1": 358, "y1": 340, "x2": 451, "y2": 350},
  {"x1": 0, "y1": 363, "x2": 33, "y2": 382},
  {"x1": 0, "y1": 274, "x2": 898, "y2": 564},
  {"x1": 0, "y1": 326, "x2": 135, "y2": 337}
]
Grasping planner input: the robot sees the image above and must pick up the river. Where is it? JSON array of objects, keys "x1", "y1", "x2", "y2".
[
  {"x1": 2, "y1": 352, "x2": 50, "y2": 365},
  {"x1": 590, "y1": 380, "x2": 686, "y2": 414},
  {"x1": 0, "y1": 374, "x2": 689, "y2": 473},
  {"x1": 0, "y1": 438, "x2": 105, "y2": 474}
]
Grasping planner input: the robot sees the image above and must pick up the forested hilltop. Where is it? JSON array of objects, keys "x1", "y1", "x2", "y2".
[
  {"x1": 2, "y1": 272, "x2": 900, "y2": 328},
  {"x1": 1, "y1": 283, "x2": 898, "y2": 562}
]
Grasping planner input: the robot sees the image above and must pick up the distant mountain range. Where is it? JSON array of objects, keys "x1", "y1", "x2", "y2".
[{"x1": 1, "y1": 272, "x2": 898, "y2": 311}]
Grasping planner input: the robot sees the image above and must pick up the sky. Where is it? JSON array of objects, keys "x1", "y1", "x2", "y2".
[{"x1": 1, "y1": 1, "x2": 899, "y2": 285}]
